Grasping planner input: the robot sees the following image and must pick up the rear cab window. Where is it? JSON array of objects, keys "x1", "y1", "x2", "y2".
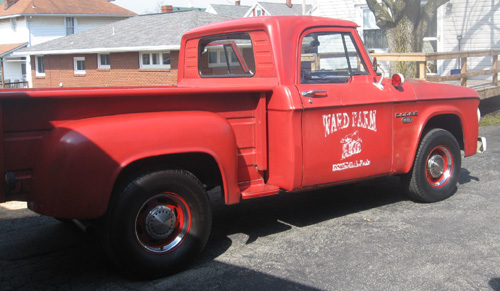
[{"x1": 199, "y1": 33, "x2": 256, "y2": 78}]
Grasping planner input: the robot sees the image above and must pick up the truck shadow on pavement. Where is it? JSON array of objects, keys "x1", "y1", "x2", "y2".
[
  {"x1": 203, "y1": 176, "x2": 407, "y2": 254},
  {"x1": 203, "y1": 168, "x2": 478, "y2": 257}
]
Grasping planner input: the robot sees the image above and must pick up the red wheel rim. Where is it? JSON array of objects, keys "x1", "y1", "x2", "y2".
[
  {"x1": 134, "y1": 193, "x2": 191, "y2": 253},
  {"x1": 425, "y1": 145, "x2": 453, "y2": 188}
]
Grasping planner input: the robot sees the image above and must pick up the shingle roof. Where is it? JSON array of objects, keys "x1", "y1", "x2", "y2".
[
  {"x1": 17, "y1": 11, "x2": 230, "y2": 55},
  {"x1": 0, "y1": 0, "x2": 136, "y2": 17},
  {"x1": 0, "y1": 42, "x2": 28, "y2": 57},
  {"x1": 258, "y1": 2, "x2": 312, "y2": 15},
  {"x1": 208, "y1": 4, "x2": 251, "y2": 18}
]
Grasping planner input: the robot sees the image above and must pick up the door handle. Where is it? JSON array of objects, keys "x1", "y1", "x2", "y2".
[{"x1": 302, "y1": 90, "x2": 327, "y2": 97}]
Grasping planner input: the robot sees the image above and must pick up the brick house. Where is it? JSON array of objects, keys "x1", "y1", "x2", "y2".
[
  {"x1": 0, "y1": 0, "x2": 136, "y2": 87},
  {"x1": 16, "y1": 10, "x2": 229, "y2": 88}
]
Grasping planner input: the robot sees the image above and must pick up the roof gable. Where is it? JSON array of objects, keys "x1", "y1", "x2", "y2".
[
  {"x1": 0, "y1": 0, "x2": 136, "y2": 17},
  {"x1": 244, "y1": 1, "x2": 312, "y2": 17},
  {"x1": 207, "y1": 4, "x2": 251, "y2": 18},
  {"x1": 258, "y1": 2, "x2": 311, "y2": 15}
]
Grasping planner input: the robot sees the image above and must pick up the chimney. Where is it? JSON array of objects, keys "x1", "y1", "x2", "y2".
[
  {"x1": 235, "y1": 1, "x2": 241, "y2": 5},
  {"x1": 161, "y1": 5, "x2": 173, "y2": 13},
  {"x1": 286, "y1": 0, "x2": 292, "y2": 8}
]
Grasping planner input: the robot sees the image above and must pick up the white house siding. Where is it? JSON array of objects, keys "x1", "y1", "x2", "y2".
[
  {"x1": 0, "y1": 17, "x2": 29, "y2": 45},
  {"x1": 28, "y1": 16, "x2": 126, "y2": 46},
  {"x1": 313, "y1": 0, "x2": 361, "y2": 21},
  {"x1": 29, "y1": 17, "x2": 67, "y2": 46},
  {"x1": 441, "y1": 0, "x2": 499, "y2": 78}
]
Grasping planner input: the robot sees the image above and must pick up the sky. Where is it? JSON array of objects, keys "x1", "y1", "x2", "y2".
[{"x1": 113, "y1": 0, "x2": 289, "y2": 14}]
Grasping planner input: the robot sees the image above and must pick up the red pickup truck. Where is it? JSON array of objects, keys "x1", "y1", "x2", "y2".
[{"x1": 0, "y1": 16, "x2": 486, "y2": 277}]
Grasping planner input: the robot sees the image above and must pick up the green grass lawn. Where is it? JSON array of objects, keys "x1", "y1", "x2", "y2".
[{"x1": 480, "y1": 110, "x2": 500, "y2": 127}]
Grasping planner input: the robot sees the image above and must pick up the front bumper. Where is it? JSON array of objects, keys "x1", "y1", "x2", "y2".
[{"x1": 477, "y1": 136, "x2": 487, "y2": 153}]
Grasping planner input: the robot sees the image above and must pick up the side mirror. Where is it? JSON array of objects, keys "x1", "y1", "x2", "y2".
[{"x1": 372, "y1": 57, "x2": 378, "y2": 73}]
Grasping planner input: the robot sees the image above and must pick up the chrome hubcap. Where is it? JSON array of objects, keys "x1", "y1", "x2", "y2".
[
  {"x1": 425, "y1": 145, "x2": 453, "y2": 188},
  {"x1": 427, "y1": 154, "x2": 445, "y2": 178},
  {"x1": 145, "y1": 205, "x2": 176, "y2": 240},
  {"x1": 135, "y1": 193, "x2": 191, "y2": 253}
]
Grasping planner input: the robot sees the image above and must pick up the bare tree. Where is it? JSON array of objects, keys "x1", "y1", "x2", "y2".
[{"x1": 366, "y1": 0, "x2": 449, "y2": 77}]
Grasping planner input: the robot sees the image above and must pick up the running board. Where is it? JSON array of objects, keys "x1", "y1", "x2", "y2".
[{"x1": 240, "y1": 183, "x2": 280, "y2": 199}]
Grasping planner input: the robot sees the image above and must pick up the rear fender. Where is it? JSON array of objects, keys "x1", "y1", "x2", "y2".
[{"x1": 31, "y1": 111, "x2": 239, "y2": 219}]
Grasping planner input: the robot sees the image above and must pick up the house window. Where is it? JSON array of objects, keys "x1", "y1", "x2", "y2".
[
  {"x1": 98, "y1": 54, "x2": 110, "y2": 69},
  {"x1": 162, "y1": 53, "x2": 171, "y2": 66},
  {"x1": 74, "y1": 57, "x2": 86, "y2": 74},
  {"x1": 423, "y1": 12, "x2": 438, "y2": 74},
  {"x1": 35, "y1": 56, "x2": 45, "y2": 76},
  {"x1": 207, "y1": 50, "x2": 240, "y2": 68},
  {"x1": 66, "y1": 17, "x2": 75, "y2": 35},
  {"x1": 11, "y1": 18, "x2": 17, "y2": 31},
  {"x1": 21, "y1": 63, "x2": 26, "y2": 80},
  {"x1": 140, "y1": 52, "x2": 171, "y2": 69},
  {"x1": 362, "y1": 8, "x2": 387, "y2": 50}
]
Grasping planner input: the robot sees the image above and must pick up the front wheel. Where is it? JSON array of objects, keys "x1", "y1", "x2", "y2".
[
  {"x1": 404, "y1": 129, "x2": 461, "y2": 202},
  {"x1": 100, "y1": 169, "x2": 212, "y2": 278}
]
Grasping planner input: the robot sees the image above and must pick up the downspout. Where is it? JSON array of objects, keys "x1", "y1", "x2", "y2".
[
  {"x1": 27, "y1": 16, "x2": 32, "y2": 47},
  {"x1": 1, "y1": 57, "x2": 4, "y2": 88},
  {"x1": 26, "y1": 16, "x2": 33, "y2": 88}
]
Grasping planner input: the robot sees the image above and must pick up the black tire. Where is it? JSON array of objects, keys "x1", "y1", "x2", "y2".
[
  {"x1": 101, "y1": 169, "x2": 212, "y2": 278},
  {"x1": 404, "y1": 128, "x2": 461, "y2": 202}
]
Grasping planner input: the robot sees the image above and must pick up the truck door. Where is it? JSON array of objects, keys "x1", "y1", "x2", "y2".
[{"x1": 296, "y1": 28, "x2": 394, "y2": 187}]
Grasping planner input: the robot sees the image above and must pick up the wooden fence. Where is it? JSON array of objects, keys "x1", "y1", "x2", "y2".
[{"x1": 371, "y1": 49, "x2": 500, "y2": 99}]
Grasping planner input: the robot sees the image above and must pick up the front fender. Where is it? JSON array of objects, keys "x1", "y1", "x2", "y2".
[{"x1": 30, "y1": 111, "x2": 239, "y2": 219}]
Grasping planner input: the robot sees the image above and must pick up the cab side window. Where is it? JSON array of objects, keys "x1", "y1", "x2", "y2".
[{"x1": 301, "y1": 32, "x2": 369, "y2": 84}]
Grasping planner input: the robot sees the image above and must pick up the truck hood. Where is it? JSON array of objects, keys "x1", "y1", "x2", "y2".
[{"x1": 407, "y1": 79, "x2": 479, "y2": 101}]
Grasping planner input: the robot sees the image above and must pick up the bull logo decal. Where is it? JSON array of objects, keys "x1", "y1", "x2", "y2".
[{"x1": 341, "y1": 131, "x2": 362, "y2": 160}]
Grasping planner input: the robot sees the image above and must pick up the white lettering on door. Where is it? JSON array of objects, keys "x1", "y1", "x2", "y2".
[{"x1": 323, "y1": 110, "x2": 377, "y2": 137}]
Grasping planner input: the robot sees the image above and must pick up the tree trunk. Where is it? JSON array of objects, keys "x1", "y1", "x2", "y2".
[
  {"x1": 385, "y1": 17, "x2": 418, "y2": 76},
  {"x1": 366, "y1": 0, "x2": 449, "y2": 78}
]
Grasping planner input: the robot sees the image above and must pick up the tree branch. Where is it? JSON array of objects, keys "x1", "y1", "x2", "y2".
[{"x1": 366, "y1": 0, "x2": 396, "y2": 28}]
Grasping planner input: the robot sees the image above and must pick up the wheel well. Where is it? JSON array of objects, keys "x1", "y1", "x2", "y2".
[
  {"x1": 114, "y1": 153, "x2": 223, "y2": 195},
  {"x1": 422, "y1": 114, "x2": 464, "y2": 150}
]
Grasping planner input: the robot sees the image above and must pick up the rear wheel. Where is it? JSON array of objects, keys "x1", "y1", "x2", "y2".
[
  {"x1": 405, "y1": 129, "x2": 461, "y2": 202},
  {"x1": 101, "y1": 169, "x2": 211, "y2": 278}
]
